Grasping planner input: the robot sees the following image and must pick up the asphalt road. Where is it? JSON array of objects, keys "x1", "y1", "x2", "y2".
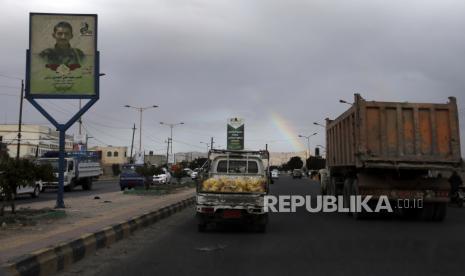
[
  {"x1": 59, "y1": 175, "x2": 465, "y2": 276},
  {"x1": 15, "y1": 179, "x2": 120, "y2": 205}
]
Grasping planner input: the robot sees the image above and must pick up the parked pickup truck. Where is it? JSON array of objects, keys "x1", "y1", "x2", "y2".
[
  {"x1": 37, "y1": 151, "x2": 101, "y2": 191},
  {"x1": 196, "y1": 149, "x2": 270, "y2": 232}
]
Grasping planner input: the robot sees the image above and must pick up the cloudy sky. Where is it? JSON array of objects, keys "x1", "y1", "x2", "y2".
[{"x1": 1, "y1": 0, "x2": 464, "y2": 156}]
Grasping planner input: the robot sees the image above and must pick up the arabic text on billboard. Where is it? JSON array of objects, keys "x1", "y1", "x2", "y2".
[{"x1": 227, "y1": 118, "x2": 244, "y2": 150}]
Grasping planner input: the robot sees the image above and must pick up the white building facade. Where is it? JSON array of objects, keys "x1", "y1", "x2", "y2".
[{"x1": 0, "y1": 124, "x2": 73, "y2": 158}]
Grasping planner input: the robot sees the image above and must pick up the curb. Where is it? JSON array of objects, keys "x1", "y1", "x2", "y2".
[{"x1": 1, "y1": 196, "x2": 195, "y2": 276}]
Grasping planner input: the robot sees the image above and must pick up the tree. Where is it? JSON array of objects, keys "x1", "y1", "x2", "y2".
[
  {"x1": 171, "y1": 164, "x2": 186, "y2": 184},
  {"x1": 287, "y1": 156, "x2": 303, "y2": 170},
  {"x1": 189, "y1": 157, "x2": 208, "y2": 169},
  {"x1": 136, "y1": 164, "x2": 163, "y2": 190},
  {"x1": 306, "y1": 156, "x2": 326, "y2": 170},
  {"x1": 0, "y1": 152, "x2": 54, "y2": 216}
]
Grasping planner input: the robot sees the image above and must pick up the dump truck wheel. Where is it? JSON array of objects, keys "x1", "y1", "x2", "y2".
[
  {"x1": 343, "y1": 178, "x2": 353, "y2": 210},
  {"x1": 432, "y1": 203, "x2": 447, "y2": 221},
  {"x1": 351, "y1": 179, "x2": 367, "y2": 220},
  {"x1": 198, "y1": 223, "x2": 207, "y2": 232},
  {"x1": 256, "y1": 223, "x2": 267, "y2": 233},
  {"x1": 328, "y1": 178, "x2": 336, "y2": 196},
  {"x1": 421, "y1": 203, "x2": 435, "y2": 221}
]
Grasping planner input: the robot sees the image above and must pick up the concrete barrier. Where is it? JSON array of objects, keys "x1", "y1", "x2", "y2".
[{"x1": 2, "y1": 197, "x2": 195, "y2": 276}]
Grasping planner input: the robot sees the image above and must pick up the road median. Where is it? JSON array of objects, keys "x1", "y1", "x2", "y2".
[{"x1": 0, "y1": 186, "x2": 195, "y2": 276}]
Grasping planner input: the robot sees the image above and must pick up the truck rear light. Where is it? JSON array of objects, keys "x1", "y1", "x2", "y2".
[
  {"x1": 437, "y1": 191, "x2": 449, "y2": 197},
  {"x1": 201, "y1": 207, "x2": 214, "y2": 213}
]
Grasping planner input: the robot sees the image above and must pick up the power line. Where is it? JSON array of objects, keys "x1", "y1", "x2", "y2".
[
  {"x1": 0, "y1": 85, "x2": 19, "y2": 89},
  {"x1": 0, "y1": 73, "x2": 22, "y2": 80},
  {"x1": 81, "y1": 124, "x2": 109, "y2": 146},
  {"x1": 171, "y1": 139, "x2": 206, "y2": 150},
  {"x1": 0, "y1": 93, "x2": 17, "y2": 97}
]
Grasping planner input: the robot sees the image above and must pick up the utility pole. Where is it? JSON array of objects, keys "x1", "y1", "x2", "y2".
[
  {"x1": 210, "y1": 137, "x2": 214, "y2": 150},
  {"x1": 160, "y1": 122, "x2": 184, "y2": 155},
  {"x1": 78, "y1": 99, "x2": 82, "y2": 135},
  {"x1": 16, "y1": 80, "x2": 24, "y2": 160},
  {"x1": 85, "y1": 135, "x2": 93, "y2": 150},
  {"x1": 166, "y1": 138, "x2": 171, "y2": 166},
  {"x1": 130, "y1": 123, "x2": 136, "y2": 163}
]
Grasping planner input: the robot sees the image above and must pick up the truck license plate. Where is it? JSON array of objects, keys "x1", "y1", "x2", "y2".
[{"x1": 223, "y1": 210, "x2": 242, "y2": 219}]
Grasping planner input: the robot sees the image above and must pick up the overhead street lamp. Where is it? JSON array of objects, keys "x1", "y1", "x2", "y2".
[
  {"x1": 313, "y1": 122, "x2": 325, "y2": 128},
  {"x1": 298, "y1": 132, "x2": 318, "y2": 160},
  {"x1": 339, "y1": 99, "x2": 353, "y2": 106},
  {"x1": 316, "y1": 144, "x2": 326, "y2": 150},
  {"x1": 124, "y1": 105, "x2": 158, "y2": 153},
  {"x1": 200, "y1": 141, "x2": 210, "y2": 153},
  {"x1": 160, "y1": 122, "x2": 184, "y2": 154}
]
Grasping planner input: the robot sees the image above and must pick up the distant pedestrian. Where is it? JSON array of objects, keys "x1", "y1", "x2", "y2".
[{"x1": 449, "y1": 171, "x2": 463, "y2": 196}]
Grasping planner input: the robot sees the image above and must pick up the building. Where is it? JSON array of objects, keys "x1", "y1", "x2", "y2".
[
  {"x1": 0, "y1": 124, "x2": 73, "y2": 158},
  {"x1": 174, "y1": 152, "x2": 207, "y2": 163},
  {"x1": 269, "y1": 151, "x2": 308, "y2": 166},
  {"x1": 144, "y1": 154, "x2": 166, "y2": 167},
  {"x1": 90, "y1": 146, "x2": 128, "y2": 165}
]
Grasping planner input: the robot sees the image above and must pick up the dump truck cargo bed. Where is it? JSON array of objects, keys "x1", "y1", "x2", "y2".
[{"x1": 326, "y1": 94, "x2": 461, "y2": 170}]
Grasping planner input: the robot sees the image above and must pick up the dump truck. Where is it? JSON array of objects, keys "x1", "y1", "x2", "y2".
[
  {"x1": 326, "y1": 94, "x2": 461, "y2": 220},
  {"x1": 196, "y1": 149, "x2": 270, "y2": 232}
]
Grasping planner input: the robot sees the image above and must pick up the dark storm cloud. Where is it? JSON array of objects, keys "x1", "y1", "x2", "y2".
[{"x1": 1, "y1": 0, "x2": 464, "y2": 154}]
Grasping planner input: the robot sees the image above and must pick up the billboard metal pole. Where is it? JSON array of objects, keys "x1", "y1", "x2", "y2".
[
  {"x1": 26, "y1": 13, "x2": 100, "y2": 208},
  {"x1": 57, "y1": 128, "x2": 66, "y2": 208},
  {"x1": 16, "y1": 80, "x2": 24, "y2": 160}
]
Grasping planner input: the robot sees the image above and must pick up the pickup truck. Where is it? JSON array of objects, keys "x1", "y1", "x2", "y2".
[
  {"x1": 37, "y1": 153, "x2": 101, "y2": 191},
  {"x1": 196, "y1": 149, "x2": 270, "y2": 232}
]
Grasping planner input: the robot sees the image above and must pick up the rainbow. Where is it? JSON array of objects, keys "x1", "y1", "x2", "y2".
[{"x1": 270, "y1": 112, "x2": 305, "y2": 151}]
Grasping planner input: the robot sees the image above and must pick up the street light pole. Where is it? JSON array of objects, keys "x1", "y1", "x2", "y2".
[
  {"x1": 124, "y1": 105, "x2": 158, "y2": 156},
  {"x1": 298, "y1": 132, "x2": 318, "y2": 161},
  {"x1": 160, "y1": 121, "x2": 184, "y2": 156},
  {"x1": 139, "y1": 108, "x2": 143, "y2": 152}
]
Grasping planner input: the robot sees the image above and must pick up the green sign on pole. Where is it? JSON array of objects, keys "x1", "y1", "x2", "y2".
[{"x1": 227, "y1": 118, "x2": 244, "y2": 150}]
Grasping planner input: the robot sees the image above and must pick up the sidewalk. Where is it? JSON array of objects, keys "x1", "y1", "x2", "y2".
[{"x1": 0, "y1": 186, "x2": 195, "y2": 264}]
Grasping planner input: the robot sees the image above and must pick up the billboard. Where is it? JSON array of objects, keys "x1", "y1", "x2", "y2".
[
  {"x1": 28, "y1": 13, "x2": 97, "y2": 98},
  {"x1": 227, "y1": 118, "x2": 244, "y2": 150}
]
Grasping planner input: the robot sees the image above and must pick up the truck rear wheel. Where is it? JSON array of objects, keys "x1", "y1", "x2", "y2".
[
  {"x1": 343, "y1": 178, "x2": 353, "y2": 210},
  {"x1": 256, "y1": 223, "x2": 267, "y2": 233},
  {"x1": 351, "y1": 179, "x2": 367, "y2": 220},
  {"x1": 432, "y1": 203, "x2": 447, "y2": 221},
  {"x1": 64, "y1": 181, "x2": 75, "y2": 192},
  {"x1": 198, "y1": 223, "x2": 207, "y2": 232},
  {"x1": 421, "y1": 202, "x2": 446, "y2": 221},
  {"x1": 328, "y1": 178, "x2": 336, "y2": 196},
  {"x1": 82, "y1": 178, "x2": 93, "y2": 191}
]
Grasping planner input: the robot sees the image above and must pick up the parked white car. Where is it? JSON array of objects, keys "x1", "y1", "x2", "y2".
[
  {"x1": 183, "y1": 168, "x2": 193, "y2": 176},
  {"x1": 271, "y1": 170, "x2": 279, "y2": 179},
  {"x1": 0, "y1": 181, "x2": 43, "y2": 198},
  {"x1": 191, "y1": 171, "x2": 198, "y2": 180},
  {"x1": 153, "y1": 170, "x2": 172, "y2": 184}
]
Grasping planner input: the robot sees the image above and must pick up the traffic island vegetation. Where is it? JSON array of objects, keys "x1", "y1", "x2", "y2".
[
  {"x1": 0, "y1": 208, "x2": 66, "y2": 229},
  {"x1": 0, "y1": 151, "x2": 54, "y2": 216},
  {"x1": 123, "y1": 181, "x2": 196, "y2": 196}
]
